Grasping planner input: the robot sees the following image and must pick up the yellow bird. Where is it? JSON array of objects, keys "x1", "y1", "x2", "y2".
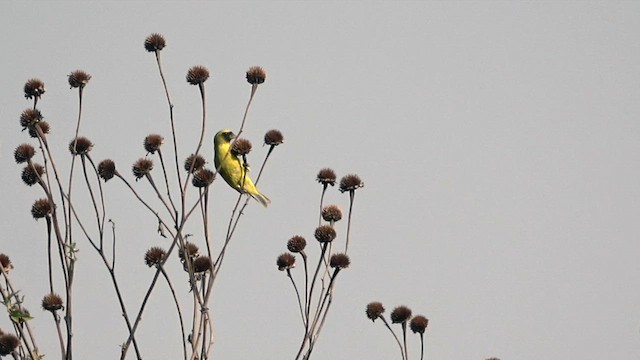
[{"x1": 214, "y1": 129, "x2": 270, "y2": 207}]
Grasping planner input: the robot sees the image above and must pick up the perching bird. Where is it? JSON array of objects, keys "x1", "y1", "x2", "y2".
[{"x1": 214, "y1": 129, "x2": 270, "y2": 207}]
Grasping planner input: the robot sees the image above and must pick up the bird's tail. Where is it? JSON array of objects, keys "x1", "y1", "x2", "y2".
[{"x1": 250, "y1": 191, "x2": 271, "y2": 208}]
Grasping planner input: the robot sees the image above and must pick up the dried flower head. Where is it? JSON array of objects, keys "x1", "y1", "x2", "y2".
[
  {"x1": 339, "y1": 174, "x2": 364, "y2": 193},
  {"x1": 14, "y1": 144, "x2": 36, "y2": 164},
  {"x1": 193, "y1": 256, "x2": 212, "y2": 273},
  {"x1": 231, "y1": 138, "x2": 252, "y2": 156},
  {"x1": 41, "y1": 293, "x2": 64, "y2": 312},
  {"x1": 98, "y1": 159, "x2": 117, "y2": 182},
  {"x1": 132, "y1": 158, "x2": 153, "y2": 180},
  {"x1": 68, "y1": 137, "x2": 93, "y2": 155},
  {"x1": 276, "y1": 253, "x2": 296, "y2": 271},
  {"x1": 143, "y1": 134, "x2": 164, "y2": 154},
  {"x1": 144, "y1": 33, "x2": 166, "y2": 52},
  {"x1": 29, "y1": 121, "x2": 50, "y2": 138},
  {"x1": 390, "y1": 305, "x2": 412, "y2": 324},
  {"x1": 0, "y1": 254, "x2": 13, "y2": 273},
  {"x1": 264, "y1": 129, "x2": 284, "y2": 146},
  {"x1": 246, "y1": 66, "x2": 267, "y2": 85},
  {"x1": 186, "y1": 65, "x2": 210, "y2": 85},
  {"x1": 286, "y1": 236, "x2": 307, "y2": 253},
  {"x1": 329, "y1": 253, "x2": 350, "y2": 269},
  {"x1": 68, "y1": 70, "x2": 91, "y2": 88},
  {"x1": 192, "y1": 168, "x2": 215, "y2": 188},
  {"x1": 321, "y1": 205, "x2": 342, "y2": 223},
  {"x1": 314, "y1": 225, "x2": 336, "y2": 243},
  {"x1": 184, "y1": 154, "x2": 206, "y2": 173},
  {"x1": 24, "y1": 78, "x2": 46, "y2": 99},
  {"x1": 409, "y1": 315, "x2": 429, "y2": 334},
  {"x1": 20, "y1": 108, "x2": 43, "y2": 128},
  {"x1": 317, "y1": 168, "x2": 336, "y2": 186},
  {"x1": 144, "y1": 247, "x2": 166, "y2": 267},
  {"x1": 366, "y1": 302, "x2": 385, "y2": 322},
  {"x1": 31, "y1": 198, "x2": 52, "y2": 219},
  {"x1": 179, "y1": 242, "x2": 199, "y2": 261},
  {"x1": 21, "y1": 163, "x2": 45, "y2": 186},
  {"x1": 0, "y1": 333, "x2": 19, "y2": 356}
]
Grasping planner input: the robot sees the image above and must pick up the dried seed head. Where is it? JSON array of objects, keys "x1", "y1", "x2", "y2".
[
  {"x1": 0, "y1": 334, "x2": 19, "y2": 356},
  {"x1": 144, "y1": 33, "x2": 166, "y2": 52},
  {"x1": 317, "y1": 168, "x2": 336, "y2": 186},
  {"x1": 31, "y1": 198, "x2": 52, "y2": 219},
  {"x1": 29, "y1": 121, "x2": 50, "y2": 138},
  {"x1": 98, "y1": 159, "x2": 117, "y2": 182},
  {"x1": 68, "y1": 70, "x2": 91, "y2": 88},
  {"x1": 68, "y1": 137, "x2": 93, "y2": 155},
  {"x1": 20, "y1": 108, "x2": 43, "y2": 128},
  {"x1": 24, "y1": 78, "x2": 46, "y2": 99},
  {"x1": 329, "y1": 253, "x2": 350, "y2": 269},
  {"x1": 192, "y1": 168, "x2": 215, "y2": 188},
  {"x1": 144, "y1": 247, "x2": 166, "y2": 267},
  {"x1": 132, "y1": 158, "x2": 153, "y2": 180},
  {"x1": 179, "y1": 242, "x2": 199, "y2": 261},
  {"x1": 366, "y1": 302, "x2": 385, "y2": 322},
  {"x1": 339, "y1": 174, "x2": 364, "y2": 193},
  {"x1": 264, "y1": 129, "x2": 284, "y2": 146},
  {"x1": 193, "y1": 256, "x2": 212, "y2": 273},
  {"x1": 21, "y1": 163, "x2": 45, "y2": 186},
  {"x1": 314, "y1": 225, "x2": 336, "y2": 243},
  {"x1": 41, "y1": 293, "x2": 64, "y2": 312},
  {"x1": 286, "y1": 236, "x2": 307, "y2": 253},
  {"x1": 321, "y1": 205, "x2": 342, "y2": 223},
  {"x1": 246, "y1": 66, "x2": 266, "y2": 85},
  {"x1": 143, "y1": 134, "x2": 164, "y2": 154},
  {"x1": 409, "y1": 315, "x2": 429, "y2": 334},
  {"x1": 14, "y1": 144, "x2": 36, "y2": 164},
  {"x1": 184, "y1": 154, "x2": 206, "y2": 173},
  {"x1": 390, "y1": 305, "x2": 412, "y2": 324},
  {"x1": 186, "y1": 65, "x2": 210, "y2": 85},
  {"x1": 0, "y1": 254, "x2": 13, "y2": 273},
  {"x1": 231, "y1": 138, "x2": 252, "y2": 156},
  {"x1": 276, "y1": 253, "x2": 295, "y2": 271}
]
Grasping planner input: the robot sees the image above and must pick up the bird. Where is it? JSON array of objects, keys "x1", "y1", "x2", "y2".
[{"x1": 213, "y1": 129, "x2": 270, "y2": 207}]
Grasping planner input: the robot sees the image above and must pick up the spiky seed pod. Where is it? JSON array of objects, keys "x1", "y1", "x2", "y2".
[
  {"x1": 143, "y1": 134, "x2": 164, "y2": 154},
  {"x1": 41, "y1": 293, "x2": 64, "y2": 312},
  {"x1": 192, "y1": 168, "x2": 215, "y2": 188},
  {"x1": 179, "y1": 242, "x2": 199, "y2": 261},
  {"x1": 276, "y1": 253, "x2": 296, "y2": 271},
  {"x1": 409, "y1": 315, "x2": 429, "y2": 334},
  {"x1": 98, "y1": 159, "x2": 117, "y2": 182},
  {"x1": 193, "y1": 256, "x2": 212, "y2": 273},
  {"x1": 21, "y1": 164, "x2": 45, "y2": 186},
  {"x1": 31, "y1": 198, "x2": 52, "y2": 219},
  {"x1": 144, "y1": 247, "x2": 166, "y2": 267},
  {"x1": 68, "y1": 137, "x2": 93, "y2": 155},
  {"x1": 231, "y1": 138, "x2": 252, "y2": 156},
  {"x1": 184, "y1": 154, "x2": 206, "y2": 173},
  {"x1": 246, "y1": 66, "x2": 267, "y2": 85},
  {"x1": 264, "y1": 129, "x2": 284, "y2": 146},
  {"x1": 68, "y1": 70, "x2": 91, "y2": 88},
  {"x1": 24, "y1": 78, "x2": 46, "y2": 99},
  {"x1": 390, "y1": 305, "x2": 412, "y2": 324},
  {"x1": 144, "y1": 33, "x2": 166, "y2": 52},
  {"x1": 322, "y1": 205, "x2": 343, "y2": 223},
  {"x1": 286, "y1": 236, "x2": 307, "y2": 253},
  {"x1": 20, "y1": 108, "x2": 43, "y2": 128},
  {"x1": 329, "y1": 253, "x2": 350, "y2": 269},
  {"x1": 0, "y1": 254, "x2": 13, "y2": 273},
  {"x1": 0, "y1": 334, "x2": 19, "y2": 356},
  {"x1": 29, "y1": 121, "x2": 50, "y2": 138},
  {"x1": 132, "y1": 158, "x2": 153, "y2": 180},
  {"x1": 366, "y1": 302, "x2": 385, "y2": 322},
  {"x1": 186, "y1": 66, "x2": 210, "y2": 85},
  {"x1": 314, "y1": 225, "x2": 336, "y2": 243},
  {"x1": 14, "y1": 144, "x2": 36, "y2": 164},
  {"x1": 339, "y1": 174, "x2": 364, "y2": 193},
  {"x1": 317, "y1": 168, "x2": 336, "y2": 186}
]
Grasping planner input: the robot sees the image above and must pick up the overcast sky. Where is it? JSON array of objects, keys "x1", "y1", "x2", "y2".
[{"x1": 1, "y1": 1, "x2": 639, "y2": 359}]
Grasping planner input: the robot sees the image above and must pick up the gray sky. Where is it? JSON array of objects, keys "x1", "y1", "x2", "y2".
[{"x1": 1, "y1": 1, "x2": 639, "y2": 359}]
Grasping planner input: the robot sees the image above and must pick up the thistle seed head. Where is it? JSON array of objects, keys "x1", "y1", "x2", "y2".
[
  {"x1": 21, "y1": 163, "x2": 45, "y2": 186},
  {"x1": 286, "y1": 236, "x2": 307, "y2": 253},
  {"x1": 409, "y1": 315, "x2": 429, "y2": 334},
  {"x1": 317, "y1": 168, "x2": 336, "y2": 187},
  {"x1": 276, "y1": 253, "x2": 296, "y2": 271},
  {"x1": 321, "y1": 205, "x2": 342, "y2": 223},
  {"x1": 20, "y1": 108, "x2": 43, "y2": 128},
  {"x1": 0, "y1": 334, "x2": 19, "y2": 356},
  {"x1": 314, "y1": 225, "x2": 336, "y2": 243},
  {"x1": 14, "y1": 144, "x2": 36, "y2": 164},
  {"x1": 143, "y1": 134, "x2": 164, "y2": 154},
  {"x1": 41, "y1": 293, "x2": 64, "y2": 312},
  {"x1": 0, "y1": 254, "x2": 13, "y2": 273},
  {"x1": 366, "y1": 302, "x2": 385, "y2": 322},
  {"x1": 246, "y1": 66, "x2": 266, "y2": 85},
  {"x1": 193, "y1": 256, "x2": 212, "y2": 273},
  {"x1": 24, "y1": 78, "x2": 46, "y2": 99},
  {"x1": 68, "y1": 70, "x2": 91, "y2": 88},
  {"x1": 264, "y1": 129, "x2": 284, "y2": 146},
  {"x1": 98, "y1": 159, "x2": 117, "y2": 182},
  {"x1": 179, "y1": 242, "x2": 199, "y2": 261},
  {"x1": 144, "y1": 247, "x2": 166, "y2": 267},
  {"x1": 28, "y1": 121, "x2": 50, "y2": 138},
  {"x1": 339, "y1": 174, "x2": 364, "y2": 193},
  {"x1": 329, "y1": 253, "x2": 350, "y2": 269},
  {"x1": 186, "y1": 66, "x2": 210, "y2": 85},
  {"x1": 390, "y1": 305, "x2": 412, "y2": 324},
  {"x1": 184, "y1": 154, "x2": 206, "y2": 173},
  {"x1": 192, "y1": 168, "x2": 215, "y2": 188},
  {"x1": 132, "y1": 158, "x2": 153, "y2": 180},
  {"x1": 31, "y1": 198, "x2": 52, "y2": 219},
  {"x1": 231, "y1": 138, "x2": 252, "y2": 156},
  {"x1": 144, "y1": 33, "x2": 166, "y2": 52},
  {"x1": 68, "y1": 137, "x2": 93, "y2": 155}
]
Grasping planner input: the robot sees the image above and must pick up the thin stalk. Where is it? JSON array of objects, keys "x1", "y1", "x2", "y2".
[
  {"x1": 344, "y1": 190, "x2": 355, "y2": 253},
  {"x1": 286, "y1": 269, "x2": 306, "y2": 328},
  {"x1": 380, "y1": 316, "x2": 406, "y2": 360},
  {"x1": 159, "y1": 267, "x2": 188, "y2": 360}
]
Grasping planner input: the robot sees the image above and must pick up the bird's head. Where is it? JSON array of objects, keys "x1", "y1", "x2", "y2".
[{"x1": 214, "y1": 129, "x2": 236, "y2": 145}]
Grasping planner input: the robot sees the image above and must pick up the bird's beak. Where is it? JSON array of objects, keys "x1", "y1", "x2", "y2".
[{"x1": 225, "y1": 132, "x2": 236, "y2": 141}]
